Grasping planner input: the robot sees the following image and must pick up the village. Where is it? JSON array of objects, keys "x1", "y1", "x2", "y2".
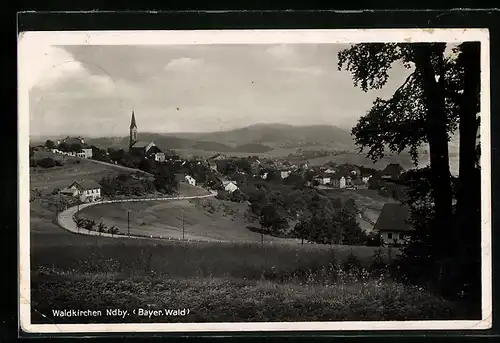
[{"x1": 30, "y1": 111, "x2": 412, "y2": 247}]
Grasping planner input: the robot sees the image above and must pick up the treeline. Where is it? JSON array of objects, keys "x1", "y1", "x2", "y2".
[
  {"x1": 45, "y1": 139, "x2": 88, "y2": 153},
  {"x1": 237, "y1": 178, "x2": 377, "y2": 246}
]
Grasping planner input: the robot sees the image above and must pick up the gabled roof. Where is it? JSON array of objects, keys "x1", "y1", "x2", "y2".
[
  {"x1": 131, "y1": 140, "x2": 154, "y2": 148},
  {"x1": 223, "y1": 180, "x2": 237, "y2": 186},
  {"x1": 70, "y1": 180, "x2": 101, "y2": 190},
  {"x1": 374, "y1": 203, "x2": 413, "y2": 232},
  {"x1": 382, "y1": 163, "x2": 405, "y2": 176}
]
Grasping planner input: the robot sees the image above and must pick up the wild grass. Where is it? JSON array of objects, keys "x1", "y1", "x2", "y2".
[
  {"x1": 31, "y1": 267, "x2": 464, "y2": 324},
  {"x1": 30, "y1": 240, "x2": 471, "y2": 323},
  {"x1": 31, "y1": 240, "x2": 378, "y2": 280}
]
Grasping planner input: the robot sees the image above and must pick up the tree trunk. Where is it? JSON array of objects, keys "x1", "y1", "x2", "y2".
[
  {"x1": 413, "y1": 43, "x2": 454, "y2": 257},
  {"x1": 456, "y1": 42, "x2": 481, "y2": 253}
]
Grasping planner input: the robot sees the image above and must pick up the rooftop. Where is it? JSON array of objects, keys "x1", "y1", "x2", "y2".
[
  {"x1": 70, "y1": 180, "x2": 101, "y2": 190},
  {"x1": 374, "y1": 203, "x2": 414, "y2": 232},
  {"x1": 131, "y1": 140, "x2": 154, "y2": 148}
]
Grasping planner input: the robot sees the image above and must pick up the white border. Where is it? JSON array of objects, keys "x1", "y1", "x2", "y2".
[{"x1": 18, "y1": 29, "x2": 492, "y2": 334}]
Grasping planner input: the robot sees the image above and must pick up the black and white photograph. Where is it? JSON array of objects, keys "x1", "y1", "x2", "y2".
[{"x1": 18, "y1": 29, "x2": 492, "y2": 333}]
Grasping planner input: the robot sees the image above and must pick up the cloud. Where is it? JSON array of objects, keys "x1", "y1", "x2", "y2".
[
  {"x1": 276, "y1": 66, "x2": 325, "y2": 76},
  {"x1": 19, "y1": 42, "x2": 117, "y2": 95},
  {"x1": 265, "y1": 44, "x2": 296, "y2": 60},
  {"x1": 164, "y1": 57, "x2": 204, "y2": 72}
]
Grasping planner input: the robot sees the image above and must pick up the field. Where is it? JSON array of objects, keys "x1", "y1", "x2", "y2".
[
  {"x1": 30, "y1": 151, "x2": 124, "y2": 190},
  {"x1": 31, "y1": 239, "x2": 470, "y2": 323},
  {"x1": 78, "y1": 198, "x2": 298, "y2": 243}
]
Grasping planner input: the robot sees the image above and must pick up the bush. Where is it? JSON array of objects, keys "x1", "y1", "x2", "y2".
[{"x1": 36, "y1": 157, "x2": 57, "y2": 168}]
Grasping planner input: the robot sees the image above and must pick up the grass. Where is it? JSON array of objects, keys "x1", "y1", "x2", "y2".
[
  {"x1": 30, "y1": 151, "x2": 122, "y2": 190},
  {"x1": 31, "y1": 240, "x2": 390, "y2": 279},
  {"x1": 30, "y1": 239, "x2": 474, "y2": 324},
  {"x1": 31, "y1": 266, "x2": 467, "y2": 324},
  {"x1": 77, "y1": 197, "x2": 302, "y2": 243}
]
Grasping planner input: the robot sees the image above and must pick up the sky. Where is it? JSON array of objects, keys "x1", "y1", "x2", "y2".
[{"x1": 28, "y1": 43, "x2": 412, "y2": 138}]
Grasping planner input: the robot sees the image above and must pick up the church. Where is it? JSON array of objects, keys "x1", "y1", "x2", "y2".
[{"x1": 128, "y1": 111, "x2": 164, "y2": 160}]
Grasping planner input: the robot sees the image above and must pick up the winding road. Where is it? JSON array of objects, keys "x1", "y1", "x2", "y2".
[{"x1": 56, "y1": 191, "x2": 217, "y2": 240}]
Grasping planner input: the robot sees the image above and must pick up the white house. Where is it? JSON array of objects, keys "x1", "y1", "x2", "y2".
[
  {"x1": 61, "y1": 180, "x2": 102, "y2": 203},
  {"x1": 280, "y1": 170, "x2": 291, "y2": 179},
  {"x1": 76, "y1": 148, "x2": 93, "y2": 159},
  {"x1": 374, "y1": 203, "x2": 414, "y2": 246},
  {"x1": 339, "y1": 176, "x2": 347, "y2": 189},
  {"x1": 313, "y1": 175, "x2": 331, "y2": 185},
  {"x1": 324, "y1": 168, "x2": 336, "y2": 175},
  {"x1": 185, "y1": 175, "x2": 196, "y2": 187},
  {"x1": 362, "y1": 175, "x2": 371, "y2": 183},
  {"x1": 223, "y1": 180, "x2": 239, "y2": 193},
  {"x1": 154, "y1": 152, "x2": 166, "y2": 163}
]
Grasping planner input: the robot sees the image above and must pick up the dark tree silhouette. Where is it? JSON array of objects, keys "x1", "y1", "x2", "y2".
[
  {"x1": 45, "y1": 140, "x2": 56, "y2": 149},
  {"x1": 339, "y1": 42, "x2": 482, "y2": 300}
]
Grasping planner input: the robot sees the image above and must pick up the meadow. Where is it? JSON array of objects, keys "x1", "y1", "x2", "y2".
[
  {"x1": 77, "y1": 197, "x2": 302, "y2": 243},
  {"x1": 30, "y1": 239, "x2": 469, "y2": 324}
]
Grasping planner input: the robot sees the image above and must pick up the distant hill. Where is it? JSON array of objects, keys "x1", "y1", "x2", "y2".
[
  {"x1": 176, "y1": 123, "x2": 355, "y2": 150},
  {"x1": 79, "y1": 124, "x2": 354, "y2": 154}
]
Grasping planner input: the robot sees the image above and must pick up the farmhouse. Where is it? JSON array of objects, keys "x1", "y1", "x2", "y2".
[
  {"x1": 61, "y1": 180, "x2": 102, "y2": 203},
  {"x1": 374, "y1": 203, "x2": 414, "y2": 246},
  {"x1": 381, "y1": 163, "x2": 405, "y2": 180},
  {"x1": 222, "y1": 180, "x2": 239, "y2": 193}
]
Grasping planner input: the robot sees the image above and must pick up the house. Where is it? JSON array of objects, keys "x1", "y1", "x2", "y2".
[
  {"x1": 222, "y1": 180, "x2": 239, "y2": 193},
  {"x1": 324, "y1": 168, "x2": 336, "y2": 175},
  {"x1": 280, "y1": 170, "x2": 291, "y2": 179},
  {"x1": 61, "y1": 180, "x2": 102, "y2": 203},
  {"x1": 313, "y1": 174, "x2": 331, "y2": 185},
  {"x1": 153, "y1": 152, "x2": 166, "y2": 163},
  {"x1": 362, "y1": 175, "x2": 372, "y2": 183},
  {"x1": 352, "y1": 179, "x2": 368, "y2": 189},
  {"x1": 381, "y1": 163, "x2": 405, "y2": 180},
  {"x1": 330, "y1": 176, "x2": 347, "y2": 188},
  {"x1": 185, "y1": 175, "x2": 196, "y2": 187},
  {"x1": 76, "y1": 148, "x2": 93, "y2": 159},
  {"x1": 374, "y1": 203, "x2": 414, "y2": 246}
]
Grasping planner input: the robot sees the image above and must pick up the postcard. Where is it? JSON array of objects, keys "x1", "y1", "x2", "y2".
[{"x1": 18, "y1": 28, "x2": 492, "y2": 333}]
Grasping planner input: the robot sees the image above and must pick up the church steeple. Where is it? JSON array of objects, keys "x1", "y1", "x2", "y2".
[
  {"x1": 130, "y1": 110, "x2": 137, "y2": 129},
  {"x1": 129, "y1": 110, "x2": 138, "y2": 150}
]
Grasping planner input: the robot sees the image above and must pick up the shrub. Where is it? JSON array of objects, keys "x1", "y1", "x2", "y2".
[{"x1": 36, "y1": 157, "x2": 57, "y2": 168}]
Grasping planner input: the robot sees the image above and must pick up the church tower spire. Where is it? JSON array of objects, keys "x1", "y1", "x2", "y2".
[{"x1": 129, "y1": 110, "x2": 138, "y2": 150}]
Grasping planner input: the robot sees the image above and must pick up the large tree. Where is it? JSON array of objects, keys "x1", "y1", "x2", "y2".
[
  {"x1": 339, "y1": 42, "x2": 482, "y2": 298},
  {"x1": 339, "y1": 43, "x2": 462, "y2": 255}
]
